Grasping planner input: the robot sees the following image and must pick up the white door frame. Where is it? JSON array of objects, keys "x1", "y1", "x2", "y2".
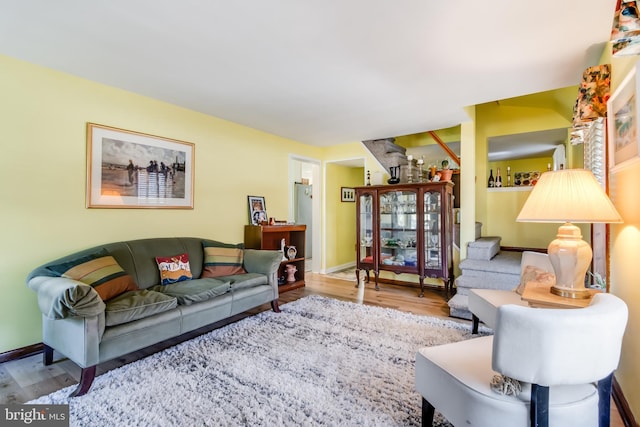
[{"x1": 288, "y1": 155, "x2": 321, "y2": 273}]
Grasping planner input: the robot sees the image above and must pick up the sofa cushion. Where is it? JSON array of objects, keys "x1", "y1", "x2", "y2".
[
  {"x1": 155, "y1": 253, "x2": 193, "y2": 285},
  {"x1": 215, "y1": 272, "x2": 268, "y2": 291},
  {"x1": 46, "y1": 249, "x2": 138, "y2": 301},
  {"x1": 105, "y1": 290, "x2": 177, "y2": 326},
  {"x1": 150, "y1": 278, "x2": 231, "y2": 305},
  {"x1": 202, "y1": 245, "x2": 247, "y2": 278}
]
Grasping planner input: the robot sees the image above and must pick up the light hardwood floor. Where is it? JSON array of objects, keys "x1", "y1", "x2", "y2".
[{"x1": 0, "y1": 272, "x2": 625, "y2": 426}]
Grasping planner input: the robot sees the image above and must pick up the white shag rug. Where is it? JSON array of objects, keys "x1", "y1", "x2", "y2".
[{"x1": 30, "y1": 296, "x2": 482, "y2": 426}]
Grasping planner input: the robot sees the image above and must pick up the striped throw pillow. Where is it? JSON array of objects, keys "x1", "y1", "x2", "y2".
[
  {"x1": 46, "y1": 249, "x2": 138, "y2": 301},
  {"x1": 202, "y1": 246, "x2": 247, "y2": 278}
]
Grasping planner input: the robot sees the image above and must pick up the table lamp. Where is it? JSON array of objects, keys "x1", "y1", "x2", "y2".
[{"x1": 516, "y1": 169, "x2": 623, "y2": 298}]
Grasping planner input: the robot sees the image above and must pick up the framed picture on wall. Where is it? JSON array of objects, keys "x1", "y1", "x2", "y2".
[
  {"x1": 248, "y1": 195, "x2": 267, "y2": 225},
  {"x1": 607, "y1": 61, "x2": 640, "y2": 172},
  {"x1": 341, "y1": 187, "x2": 356, "y2": 202},
  {"x1": 86, "y1": 123, "x2": 195, "y2": 208}
]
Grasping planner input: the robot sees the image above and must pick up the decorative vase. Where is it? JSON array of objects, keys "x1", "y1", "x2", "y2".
[
  {"x1": 429, "y1": 165, "x2": 437, "y2": 180},
  {"x1": 286, "y1": 246, "x2": 297, "y2": 260},
  {"x1": 387, "y1": 166, "x2": 400, "y2": 184},
  {"x1": 440, "y1": 169, "x2": 453, "y2": 181},
  {"x1": 285, "y1": 264, "x2": 297, "y2": 282}
]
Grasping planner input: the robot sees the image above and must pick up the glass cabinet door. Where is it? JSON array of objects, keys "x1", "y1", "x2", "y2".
[
  {"x1": 358, "y1": 192, "x2": 375, "y2": 265},
  {"x1": 379, "y1": 190, "x2": 418, "y2": 269},
  {"x1": 424, "y1": 190, "x2": 442, "y2": 270}
]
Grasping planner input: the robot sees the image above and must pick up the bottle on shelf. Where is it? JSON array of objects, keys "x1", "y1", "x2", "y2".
[
  {"x1": 506, "y1": 166, "x2": 512, "y2": 187},
  {"x1": 495, "y1": 168, "x2": 502, "y2": 187},
  {"x1": 406, "y1": 155, "x2": 415, "y2": 183},
  {"x1": 488, "y1": 169, "x2": 495, "y2": 188}
]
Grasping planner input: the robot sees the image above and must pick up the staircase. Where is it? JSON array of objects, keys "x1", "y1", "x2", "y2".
[
  {"x1": 362, "y1": 138, "x2": 408, "y2": 178},
  {"x1": 448, "y1": 237, "x2": 522, "y2": 320}
]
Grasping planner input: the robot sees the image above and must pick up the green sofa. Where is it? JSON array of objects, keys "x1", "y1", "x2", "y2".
[{"x1": 27, "y1": 237, "x2": 283, "y2": 397}]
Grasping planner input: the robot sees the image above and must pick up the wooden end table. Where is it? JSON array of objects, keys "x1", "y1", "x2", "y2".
[{"x1": 521, "y1": 281, "x2": 602, "y2": 309}]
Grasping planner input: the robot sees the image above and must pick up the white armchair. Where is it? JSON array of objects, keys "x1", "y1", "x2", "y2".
[
  {"x1": 415, "y1": 293, "x2": 628, "y2": 427},
  {"x1": 468, "y1": 251, "x2": 553, "y2": 333}
]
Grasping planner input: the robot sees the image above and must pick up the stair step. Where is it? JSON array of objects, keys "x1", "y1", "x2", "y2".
[
  {"x1": 467, "y1": 236, "x2": 501, "y2": 260},
  {"x1": 468, "y1": 236, "x2": 501, "y2": 248},
  {"x1": 448, "y1": 294, "x2": 472, "y2": 320},
  {"x1": 382, "y1": 140, "x2": 406, "y2": 154},
  {"x1": 361, "y1": 138, "x2": 409, "y2": 174},
  {"x1": 459, "y1": 251, "x2": 521, "y2": 275},
  {"x1": 457, "y1": 268, "x2": 519, "y2": 280},
  {"x1": 386, "y1": 151, "x2": 407, "y2": 164},
  {"x1": 449, "y1": 250, "x2": 522, "y2": 320},
  {"x1": 455, "y1": 275, "x2": 518, "y2": 292},
  {"x1": 453, "y1": 222, "x2": 482, "y2": 249}
]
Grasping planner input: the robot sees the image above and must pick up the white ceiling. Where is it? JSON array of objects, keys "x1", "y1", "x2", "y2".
[{"x1": 0, "y1": 1, "x2": 616, "y2": 146}]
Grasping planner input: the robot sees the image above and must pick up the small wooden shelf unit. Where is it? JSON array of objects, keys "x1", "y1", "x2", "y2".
[{"x1": 244, "y1": 224, "x2": 306, "y2": 293}]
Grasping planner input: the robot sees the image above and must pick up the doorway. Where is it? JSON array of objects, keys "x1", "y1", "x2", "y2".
[
  {"x1": 289, "y1": 156, "x2": 321, "y2": 273},
  {"x1": 295, "y1": 182, "x2": 313, "y2": 260},
  {"x1": 323, "y1": 157, "x2": 366, "y2": 273}
]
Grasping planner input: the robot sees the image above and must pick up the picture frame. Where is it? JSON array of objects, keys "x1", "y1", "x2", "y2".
[
  {"x1": 341, "y1": 187, "x2": 356, "y2": 202},
  {"x1": 248, "y1": 195, "x2": 267, "y2": 225},
  {"x1": 607, "y1": 61, "x2": 640, "y2": 172},
  {"x1": 86, "y1": 123, "x2": 194, "y2": 208}
]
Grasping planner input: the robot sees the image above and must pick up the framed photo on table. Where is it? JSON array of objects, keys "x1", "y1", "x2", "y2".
[
  {"x1": 607, "y1": 61, "x2": 640, "y2": 172},
  {"x1": 86, "y1": 123, "x2": 194, "y2": 208},
  {"x1": 248, "y1": 195, "x2": 267, "y2": 225}
]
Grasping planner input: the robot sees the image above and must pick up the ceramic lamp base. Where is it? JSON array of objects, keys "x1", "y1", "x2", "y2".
[{"x1": 547, "y1": 222, "x2": 592, "y2": 299}]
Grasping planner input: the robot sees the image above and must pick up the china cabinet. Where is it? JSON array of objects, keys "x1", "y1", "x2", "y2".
[{"x1": 355, "y1": 182, "x2": 454, "y2": 297}]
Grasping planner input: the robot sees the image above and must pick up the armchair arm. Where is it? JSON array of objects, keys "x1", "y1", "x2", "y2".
[
  {"x1": 243, "y1": 249, "x2": 283, "y2": 285},
  {"x1": 27, "y1": 276, "x2": 105, "y2": 320}
]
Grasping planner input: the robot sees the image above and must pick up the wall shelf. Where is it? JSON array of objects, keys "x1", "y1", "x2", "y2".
[
  {"x1": 487, "y1": 187, "x2": 533, "y2": 193},
  {"x1": 244, "y1": 224, "x2": 306, "y2": 292}
]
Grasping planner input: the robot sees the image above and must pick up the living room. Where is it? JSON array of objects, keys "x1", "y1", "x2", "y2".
[{"x1": 1, "y1": 1, "x2": 639, "y2": 425}]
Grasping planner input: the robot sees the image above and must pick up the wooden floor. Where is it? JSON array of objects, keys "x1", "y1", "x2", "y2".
[{"x1": 0, "y1": 272, "x2": 625, "y2": 426}]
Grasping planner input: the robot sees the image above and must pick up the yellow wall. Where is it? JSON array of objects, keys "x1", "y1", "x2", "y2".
[
  {"x1": 484, "y1": 157, "x2": 559, "y2": 249},
  {"x1": 320, "y1": 142, "x2": 387, "y2": 273},
  {"x1": 322, "y1": 142, "x2": 389, "y2": 183},
  {"x1": 608, "y1": 54, "x2": 640, "y2": 419},
  {"x1": 0, "y1": 54, "x2": 324, "y2": 352},
  {"x1": 475, "y1": 102, "x2": 573, "y2": 249},
  {"x1": 324, "y1": 164, "x2": 363, "y2": 269},
  {"x1": 484, "y1": 189, "x2": 589, "y2": 248}
]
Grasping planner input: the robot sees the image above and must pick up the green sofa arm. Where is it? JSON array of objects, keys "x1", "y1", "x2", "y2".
[
  {"x1": 243, "y1": 249, "x2": 282, "y2": 279},
  {"x1": 28, "y1": 276, "x2": 105, "y2": 320}
]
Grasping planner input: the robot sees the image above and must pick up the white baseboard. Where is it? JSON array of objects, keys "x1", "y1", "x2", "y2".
[{"x1": 325, "y1": 262, "x2": 357, "y2": 274}]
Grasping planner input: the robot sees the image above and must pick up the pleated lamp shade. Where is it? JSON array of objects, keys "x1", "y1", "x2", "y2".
[{"x1": 517, "y1": 169, "x2": 622, "y2": 224}]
